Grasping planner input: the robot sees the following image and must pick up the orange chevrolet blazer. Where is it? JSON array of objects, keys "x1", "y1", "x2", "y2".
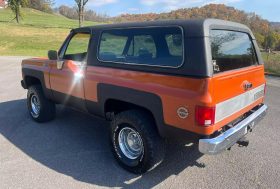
[{"x1": 21, "y1": 19, "x2": 268, "y2": 173}]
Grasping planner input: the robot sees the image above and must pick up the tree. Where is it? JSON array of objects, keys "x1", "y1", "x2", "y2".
[
  {"x1": 8, "y1": 0, "x2": 28, "y2": 23},
  {"x1": 27, "y1": 0, "x2": 54, "y2": 13},
  {"x1": 264, "y1": 32, "x2": 280, "y2": 50},
  {"x1": 75, "y1": 0, "x2": 89, "y2": 27},
  {"x1": 58, "y1": 5, "x2": 109, "y2": 22},
  {"x1": 254, "y1": 32, "x2": 265, "y2": 49},
  {"x1": 58, "y1": 5, "x2": 78, "y2": 20}
]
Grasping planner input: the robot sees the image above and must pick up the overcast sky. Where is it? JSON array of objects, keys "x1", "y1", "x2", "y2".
[{"x1": 55, "y1": 0, "x2": 280, "y2": 22}]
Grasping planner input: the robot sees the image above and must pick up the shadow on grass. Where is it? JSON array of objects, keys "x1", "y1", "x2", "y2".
[{"x1": 0, "y1": 99, "x2": 205, "y2": 188}]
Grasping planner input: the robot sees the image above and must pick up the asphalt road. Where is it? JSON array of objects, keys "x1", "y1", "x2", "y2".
[{"x1": 0, "y1": 56, "x2": 279, "y2": 189}]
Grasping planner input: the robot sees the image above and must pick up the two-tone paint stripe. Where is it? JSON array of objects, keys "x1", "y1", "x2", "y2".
[{"x1": 215, "y1": 84, "x2": 265, "y2": 123}]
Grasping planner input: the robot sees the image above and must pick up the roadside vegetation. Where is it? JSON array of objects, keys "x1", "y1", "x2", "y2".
[{"x1": 262, "y1": 52, "x2": 280, "y2": 75}]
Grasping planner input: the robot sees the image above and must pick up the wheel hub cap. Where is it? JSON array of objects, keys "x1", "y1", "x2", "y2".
[
  {"x1": 31, "y1": 95, "x2": 40, "y2": 117},
  {"x1": 118, "y1": 127, "x2": 143, "y2": 159}
]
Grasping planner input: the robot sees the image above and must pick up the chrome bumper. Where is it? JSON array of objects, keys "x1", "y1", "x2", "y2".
[{"x1": 199, "y1": 104, "x2": 268, "y2": 155}]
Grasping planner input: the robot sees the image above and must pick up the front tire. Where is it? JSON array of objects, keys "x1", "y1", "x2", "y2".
[
  {"x1": 110, "y1": 110, "x2": 165, "y2": 174},
  {"x1": 27, "y1": 85, "x2": 56, "y2": 122}
]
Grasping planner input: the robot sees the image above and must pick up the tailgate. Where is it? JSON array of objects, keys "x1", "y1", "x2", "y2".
[
  {"x1": 212, "y1": 66, "x2": 265, "y2": 123},
  {"x1": 209, "y1": 29, "x2": 266, "y2": 124}
]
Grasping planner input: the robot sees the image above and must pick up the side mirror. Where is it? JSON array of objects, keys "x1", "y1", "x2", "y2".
[
  {"x1": 48, "y1": 50, "x2": 58, "y2": 60},
  {"x1": 48, "y1": 50, "x2": 64, "y2": 69}
]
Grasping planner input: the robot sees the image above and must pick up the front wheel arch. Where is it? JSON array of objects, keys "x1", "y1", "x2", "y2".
[{"x1": 24, "y1": 76, "x2": 41, "y2": 89}]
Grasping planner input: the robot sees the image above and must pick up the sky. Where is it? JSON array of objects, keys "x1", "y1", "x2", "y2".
[{"x1": 55, "y1": 0, "x2": 280, "y2": 22}]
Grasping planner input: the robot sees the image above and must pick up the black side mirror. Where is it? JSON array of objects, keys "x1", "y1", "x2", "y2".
[{"x1": 48, "y1": 50, "x2": 58, "y2": 60}]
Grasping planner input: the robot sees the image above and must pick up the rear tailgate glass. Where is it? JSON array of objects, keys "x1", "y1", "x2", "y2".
[{"x1": 210, "y1": 30, "x2": 257, "y2": 73}]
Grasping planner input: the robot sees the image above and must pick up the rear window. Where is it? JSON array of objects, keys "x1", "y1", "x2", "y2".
[
  {"x1": 210, "y1": 30, "x2": 257, "y2": 73},
  {"x1": 98, "y1": 27, "x2": 183, "y2": 68}
]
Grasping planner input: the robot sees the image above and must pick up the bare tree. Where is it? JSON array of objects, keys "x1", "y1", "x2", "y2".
[{"x1": 75, "y1": 0, "x2": 89, "y2": 27}]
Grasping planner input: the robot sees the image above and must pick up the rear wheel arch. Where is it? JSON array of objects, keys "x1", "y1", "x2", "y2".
[
  {"x1": 98, "y1": 84, "x2": 166, "y2": 136},
  {"x1": 105, "y1": 99, "x2": 157, "y2": 125}
]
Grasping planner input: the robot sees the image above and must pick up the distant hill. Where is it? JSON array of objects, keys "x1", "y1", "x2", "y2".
[
  {"x1": 113, "y1": 4, "x2": 270, "y2": 35},
  {"x1": 271, "y1": 22, "x2": 280, "y2": 31}
]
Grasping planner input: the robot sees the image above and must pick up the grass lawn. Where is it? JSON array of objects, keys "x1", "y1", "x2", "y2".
[
  {"x1": 0, "y1": 8, "x2": 102, "y2": 57},
  {"x1": 0, "y1": 23, "x2": 69, "y2": 56},
  {"x1": 262, "y1": 52, "x2": 280, "y2": 76}
]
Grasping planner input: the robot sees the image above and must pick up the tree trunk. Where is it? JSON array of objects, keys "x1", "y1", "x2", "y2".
[
  {"x1": 81, "y1": 7, "x2": 84, "y2": 27},
  {"x1": 78, "y1": 4, "x2": 82, "y2": 27},
  {"x1": 79, "y1": 11, "x2": 83, "y2": 27},
  {"x1": 16, "y1": 8, "x2": 19, "y2": 24},
  {"x1": 77, "y1": 0, "x2": 87, "y2": 27},
  {"x1": 79, "y1": 12, "x2": 82, "y2": 27}
]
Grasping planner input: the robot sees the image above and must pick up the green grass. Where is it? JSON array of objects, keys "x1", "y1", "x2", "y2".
[
  {"x1": 0, "y1": 8, "x2": 103, "y2": 56},
  {"x1": 262, "y1": 52, "x2": 280, "y2": 76},
  {"x1": 0, "y1": 8, "x2": 99, "y2": 28}
]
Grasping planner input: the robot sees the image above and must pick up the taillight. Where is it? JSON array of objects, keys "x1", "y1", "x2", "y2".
[{"x1": 195, "y1": 106, "x2": 216, "y2": 126}]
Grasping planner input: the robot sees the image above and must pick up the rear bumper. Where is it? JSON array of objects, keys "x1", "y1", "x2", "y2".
[{"x1": 199, "y1": 104, "x2": 268, "y2": 155}]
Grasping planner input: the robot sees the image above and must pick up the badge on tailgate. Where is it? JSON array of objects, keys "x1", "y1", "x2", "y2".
[{"x1": 243, "y1": 81, "x2": 253, "y2": 91}]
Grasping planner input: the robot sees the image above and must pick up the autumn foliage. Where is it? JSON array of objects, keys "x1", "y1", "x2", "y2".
[{"x1": 113, "y1": 4, "x2": 280, "y2": 50}]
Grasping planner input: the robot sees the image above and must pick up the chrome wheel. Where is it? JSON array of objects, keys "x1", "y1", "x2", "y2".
[
  {"x1": 118, "y1": 127, "x2": 144, "y2": 159},
  {"x1": 30, "y1": 94, "x2": 40, "y2": 118}
]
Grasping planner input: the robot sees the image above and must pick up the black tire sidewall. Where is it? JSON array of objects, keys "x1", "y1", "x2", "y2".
[{"x1": 27, "y1": 85, "x2": 55, "y2": 122}]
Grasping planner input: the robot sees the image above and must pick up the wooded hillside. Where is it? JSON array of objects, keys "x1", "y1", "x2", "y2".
[{"x1": 113, "y1": 4, "x2": 279, "y2": 50}]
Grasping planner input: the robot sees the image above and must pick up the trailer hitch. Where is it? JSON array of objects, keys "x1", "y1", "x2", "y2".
[{"x1": 237, "y1": 137, "x2": 249, "y2": 147}]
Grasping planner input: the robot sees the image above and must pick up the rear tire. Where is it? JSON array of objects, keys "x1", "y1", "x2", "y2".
[
  {"x1": 27, "y1": 85, "x2": 56, "y2": 122},
  {"x1": 110, "y1": 110, "x2": 165, "y2": 174}
]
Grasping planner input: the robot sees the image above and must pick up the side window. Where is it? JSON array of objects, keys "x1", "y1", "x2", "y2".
[
  {"x1": 64, "y1": 33, "x2": 90, "y2": 62},
  {"x1": 127, "y1": 35, "x2": 156, "y2": 58},
  {"x1": 98, "y1": 27, "x2": 184, "y2": 67},
  {"x1": 99, "y1": 33, "x2": 128, "y2": 61},
  {"x1": 165, "y1": 34, "x2": 183, "y2": 57}
]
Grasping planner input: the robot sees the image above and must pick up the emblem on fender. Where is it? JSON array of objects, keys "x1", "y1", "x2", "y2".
[{"x1": 177, "y1": 107, "x2": 189, "y2": 119}]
